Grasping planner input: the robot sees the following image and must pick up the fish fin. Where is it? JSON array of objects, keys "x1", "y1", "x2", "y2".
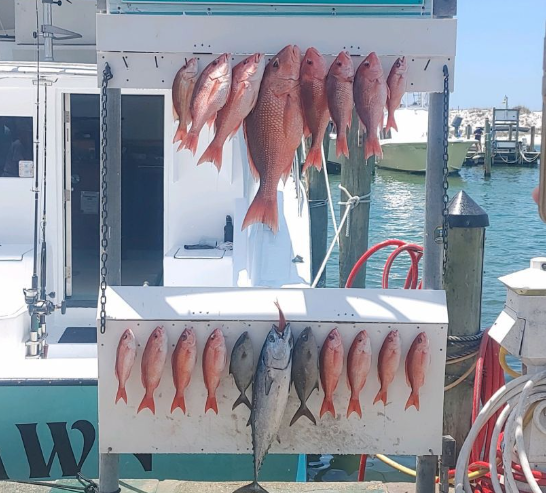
[
  {"x1": 336, "y1": 131, "x2": 349, "y2": 158},
  {"x1": 246, "y1": 416, "x2": 251, "y2": 427},
  {"x1": 205, "y1": 395, "x2": 219, "y2": 414},
  {"x1": 115, "y1": 386, "x2": 127, "y2": 405},
  {"x1": 405, "y1": 352, "x2": 411, "y2": 387},
  {"x1": 303, "y1": 122, "x2": 311, "y2": 139},
  {"x1": 206, "y1": 113, "x2": 217, "y2": 130},
  {"x1": 290, "y1": 403, "x2": 317, "y2": 426},
  {"x1": 373, "y1": 389, "x2": 387, "y2": 406},
  {"x1": 171, "y1": 394, "x2": 187, "y2": 414},
  {"x1": 173, "y1": 123, "x2": 188, "y2": 144},
  {"x1": 228, "y1": 122, "x2": 242, "y2": 140},
  {"x1": 232, "y1": 392, "x2": 252, "y2": 411},
  {"x1": 197, "y1": 141, "x2": 223, "y2": 171},
  {"x1": 242, "y1": 187, "x2": 279, "y2": 234},
  {"x1": 172, "y1": 104, "x2": 179, "y2": 122},
  {"x1": 405, "y1": 392, "x2": 420, "y2": 411},
  {"x1": 180, "y1": 130, "x2": 199, "y2": 156},
  {"x1": 283, "y1": 93, "x2": 301, "y2": 141},
  {"x1": 264, "y1": 371, "x2": 274, "y2": 396},
  {"x1": 313, "y1": 379, "x2": 320, "y2": 392},
  {"x1": 137, "y1": 394, "x2": 155, "y2": 414},
  {"x1": 302, "y1": 144, "x2": 323, "y2": 173},
  {"x1": 385, "y1": 113, "x2": 398, "y2": 134},
  {"x1": 347, "y1": 398, "x2": 362, "y2": 419},
  {"x1": 319, "y1": 397, "x2": 335, "y2": 418},
  {"x1": 364, "y1": 133, "x2": 382, "y2": 160},
  {"x1": 243, "y1": 120, "x2": 260, "y2": 181},
  {"x1": 387, "y1": 85, "x2": 391, "y2": 100},
  {"x1": 233, "y1": 481, "x2": 269, "y2": 493}
]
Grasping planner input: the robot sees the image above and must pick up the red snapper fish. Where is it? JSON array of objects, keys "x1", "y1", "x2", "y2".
[
  {"x1": 405, "y1": 332, "x2": 431, "y2": 411},
  {"x1": 114, "y1": 328, "x2": 137, "y2": 404},
  {"x1": 319, "y1": 328, "x2": 344, "y2": 418},
  {"x1": 198, "y1": 53, "x2": 266, "y2": 171},
  {"x1": 242, "y1": 45, "x2": 304, "y2": 234},
  {"x1": 138, "y1": 327, "x2": 168, "y2": 414},
  {"x1": 180, "y1": 53, "x2": 232, "y2": 155},
  {"x1": 374, "y1": 330, "x2": 401, "y2": 406},
  {"x1": 386, "y1": 57, "x2": 408, "y2": 134},
  {"x1": 326, "y1": 51, "x2": 354, "y2": 159},
  {"x1": 203, "y1": 328, "x2": 227, "y2": 414},
  {"x1": 171, "y1": 328, "x2": 197, "y2": 414},
  {"x1": 172, "y1": 58, "x2": 198, "y2": 145},
  {"x1": 300, "y1": 47, "x2": 329, "y2": 173},
  {"x1": 354, "y1": 52, "x2": 388, "y2": 160},
  {"x1": 346, "y1": 330, "x2": 372, "y2": 418}
]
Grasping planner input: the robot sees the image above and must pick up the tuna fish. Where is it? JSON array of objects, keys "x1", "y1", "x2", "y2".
[
  {"x1": 234, "y1": 303, "x2": 294, "y2": 493},
  {"x1": 385, "y1": 57, "x2": 407, "y2": 134},
  {"x1": 300, "y1": 47, "x2": 329, "y2": 173},
  {"x1": 346, "y1": 330, "x2": 372, "y2": 418},
  {"x1": 373, "y1": 330, "x2": 401, "y2": 406},
  {"x1": 290, "y1": 327, "x2": 319, "y2": 426},
  {"x1": 172, "y1": 58, "x2": 198, "y2": 145},
  {"x1": 137, "y1": 327, "x2": 168, "y2": 414},
  {"x1": 354, "y1": 52, "x2": 388, "y2": 160},
  {"x1": 326, "y1": 51, "x2": 354, "y2": 159},
  {"x1": 203, "y1": 328, "x2": 227, "y2": 414},
  {"x1": 319, "y1": 328, "x2": 344, "y2": 418},
  {"x1": 405, "y1": 332, "x2": 431, "y2": 411},
  {"x1": 115, "y1": 328, "x2": 137, "y2": 405},
  {"x1": 180, "y1": 53, "x2": 232, "y2": 155},
  {"x1": 171, "y1": 328, "x2": 197, "y2": 414},
  {"x1": 242, "y1": 45, "x2": 304, "y2": 234},
  {"x1": 198, "y1": 53, "x2": 265, "y2": 171},
  {"x1": 229, "y1": 331, "x2": 254, "y2": 411}
]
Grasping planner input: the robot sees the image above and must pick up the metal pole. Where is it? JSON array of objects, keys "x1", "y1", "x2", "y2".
[
  {"x1": 422, "y1": 91, "x2": 444, "y2": 291},
  {"x1": 484, "y1": 118, "x2": 492, "y2": 178},
  {"x1": 416, "y1": 456, "x2": 437, "y2": 493},
  {"x1": 42, "y1": 1, "x2": 54, "y2": 62},
  {"x1": 99, "y1": 454, "x2": 120, "y2": 493},
  {"x1": 530, "y1": 126, "x2": 536, "y2": 152}
]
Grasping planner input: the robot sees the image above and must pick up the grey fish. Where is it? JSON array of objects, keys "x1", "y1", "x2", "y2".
[
  {"x1": 234, "y1": 304, "x2": 294, "y2": 493},
  {"x1": 229, "y1": 331, "x2": 254, "y2": 411},
  {"x1": 290, "y1": 327, "x2": 319, "y2": 426}
]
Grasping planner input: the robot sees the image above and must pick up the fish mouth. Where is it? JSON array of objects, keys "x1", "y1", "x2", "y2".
[{"x1": 254, "y1": 53, "x2": 265, "y2": 63}]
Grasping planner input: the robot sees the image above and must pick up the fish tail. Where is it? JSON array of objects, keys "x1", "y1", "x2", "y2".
[
  {"x1": 232, "y1": 392, "x2": 252, "y2": 411},
  {"x1": 336, "y1": 132, "x2": 349, "y2": 158},
  {"x1": 197, "y1": 141, "x2": 223, "y2": 171},
  {"x1": 405, "y1": 392, "x2": 420, "y2": 411},
  {"x1": 179, "y1": 130, "x2": 199, "y2": 155},
  {"x1": 302, "y1": 144, "x2": 323, "y2": 173},
  {"x1": 170, "y1": 394, "x2": 187, "y2": 414},
  {"x1": 233, "y1": 481, "x2": 269, "y2": 493},
  {"x1": 319, "y1": 397, "x2": 335, "y2": 418},
  {"x1": 137, "y1": 394, "x2": 155, "y2": 414},
  {"x1": 347, "y1": 398, "x2": 362, "y2": 418},
  {"x1": 373, "y1": 389, "x2": 387, "y2": 406},
  {"x1": 385, "y1": 113, "x2": 398, "y2": 134},
  {"x1": 290, "y1": 403, "x2": 317, "y2": 426},
  {"x1": 364, "y1": 133, "x2": 383, "y2": 160},
  {"x1": 173, "y1": 123, "x2": 188, "y2": 145},
  {"x1": 242, "y1": 187, "x2": 279, "y2": 234},
  {"x1": 205, "y1": 395, "x2": 219, "y2": 414},
  {"x1": 115, "y1": 386, "x2": 127, "y2": 405}
]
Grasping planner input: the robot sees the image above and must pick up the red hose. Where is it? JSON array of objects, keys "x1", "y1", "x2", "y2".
[{"x1": 382, "y1": 244, "x2": 423, "y2": 289}]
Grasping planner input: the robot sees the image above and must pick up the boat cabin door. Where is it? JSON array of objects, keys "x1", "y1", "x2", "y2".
[{"x1": 63, "y1": 93, "x2": 165, "y2": 307}]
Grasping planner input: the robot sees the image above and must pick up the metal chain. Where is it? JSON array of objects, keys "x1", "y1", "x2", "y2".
[
  {"x1": 441, "y1": 65, "x2": 450, "y2": 282},
  {"x1": 100, "y1": 63, "x2": 112, "y2": 334}
]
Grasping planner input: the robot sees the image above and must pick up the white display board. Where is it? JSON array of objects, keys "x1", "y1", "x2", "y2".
[{"x1": 98, "y1": 287, "x2": 448, "y2": 455}]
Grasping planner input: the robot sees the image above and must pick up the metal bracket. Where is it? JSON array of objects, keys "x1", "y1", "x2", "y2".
[
  {"x1": 439, "y1": 435, "x2": 456, "y2": 493},
  {"x1": 41, "y1": 24, "x2": 82, "y2": 41}
]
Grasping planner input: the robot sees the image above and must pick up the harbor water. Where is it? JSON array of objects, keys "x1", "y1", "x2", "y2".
[{"x1": 308, "y1": 163, "x2": 545, "y2": 482}]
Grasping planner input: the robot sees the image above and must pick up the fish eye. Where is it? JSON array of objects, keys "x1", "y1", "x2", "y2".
[
  {"x1": 181, "y1": 333, "x2": 187, "y2": 341},
  {"x1": 268, "y1": 334, "x2": 275, "y2": 342},
  {"x1": 212, "y1": 60, "x2": 218, "y2": 66},
  {"x1": 302, "y1": 334, "x2": 308, "y2": 341},
  {"x1": 336, "y1": 61, "x2": 342, "y2": 66},
  {"x1": 328, "y1": 334, "x2": 334, "y2": 340},
  {"x1": 306, "y1": 59, "x2": 313, "y2": 65},
  {"x1": 123, "y1": 334, "x2": 128, "y2": 340},
  {"x1": 273, "y1": 59, "x2": 279, "y2": 68},
  {"x1": 364, "y1": 61, "x2": 370, "y2": 67},
  {"x1": 396, "y1": 61, "x2": 401, "y2": 67}
]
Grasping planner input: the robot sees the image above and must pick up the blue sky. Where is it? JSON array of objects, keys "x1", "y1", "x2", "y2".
[{"x1": 451, "y1": 0, "x2": 545, "y2": 110}]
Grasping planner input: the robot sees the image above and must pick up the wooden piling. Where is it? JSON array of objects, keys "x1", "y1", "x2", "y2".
[
  {"x1": 484, "y1": 118, "x2": 492, "y2": 177},
  {"x1": 443, "y1": 191, "x2": 489, "y2": 456},
  {"x1": 465, "y1": 124, "x2": 472, "y2": 140},
  {"x1": 339, "y1": 109, "x2": 373, "y2": 288},
  {"x1": 530, "y1": 126, "x2": 536, "y2": 152}
]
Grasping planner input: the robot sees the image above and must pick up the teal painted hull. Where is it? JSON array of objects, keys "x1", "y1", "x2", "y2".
[{"x1": 0, "y1": 382, "x2": 298, "y2": 482}]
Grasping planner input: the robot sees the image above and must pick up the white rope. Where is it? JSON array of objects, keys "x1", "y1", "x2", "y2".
[{"x1": 310, "y1": 185, "x2": 371, "y2": 288}]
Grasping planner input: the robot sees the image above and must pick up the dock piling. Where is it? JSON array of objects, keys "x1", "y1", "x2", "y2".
[
  {"x1": 465, "y1": 124, "x2": 472, "y2": 140},
  {"x1": 530, "y1": 125, "x2": 536, "y2": 152},
  {"x1": 483, "y1": 118, "x2": 492, "y2": 177}
]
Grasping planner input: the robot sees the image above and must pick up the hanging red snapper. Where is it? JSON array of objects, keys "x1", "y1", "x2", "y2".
[
  {"x1": 171, "y1": 328, "x2": 197, "y2": 414},
  {"x1": 300, "y1": 47, "x2": 329, "y2": 173},
  {"x1": 405, "y1": 332, "x2": 431, "y2": 411},
  {"x1": 180, "y1": 53, "x2": 232, "y2": 155},
  {"x1": 242, "y1": 45, "x2": 304, "y2": 234},
  {"x1": 172, "y1": 58, "x2": 198, "y2": 145},
  {"x1": 319, "y1": 328, "x2": 344, "y2": 418},
  {"x1": 354, "y1": 52, "x2": 388, "y2": 160},
  {"x1": 198, "y1": 53, "x2": 265, "y2": 171},
  {"x1": 386, "y1": 57, "x2": 407, "y2": 134},
  {"x1": 326, "y1": 51, "x2": 354, "y2": 159},
  {"x1": 137, "y1": 327, "x2": 168, "y2": 414},
  {"x1": 373, "y1": 330, "x2": 402, "y2": 406},
  {"x1": 114, "y1": 328, "x2": 137, "y2": 404},
  {"x1": 346, "y1": 330, "x2": 372, "y2": 418},
  {"x1": 203, "y1": 328, "x2": 227, "y2": 414}
]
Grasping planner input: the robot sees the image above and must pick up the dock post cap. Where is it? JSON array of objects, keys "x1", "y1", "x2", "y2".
[{"x1": 447, "y1": 190, "x2": 489, "y2": 228}]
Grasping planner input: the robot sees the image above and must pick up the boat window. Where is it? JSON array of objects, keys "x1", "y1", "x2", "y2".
[{"x1": 0, "y1": 117, "x2": 33, "y2": 178}]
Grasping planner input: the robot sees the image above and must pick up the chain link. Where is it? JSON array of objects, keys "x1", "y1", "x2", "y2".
[
  {"x1": 100, "y1": 63, "x2": 112, "y2": 334},
  {"x1": 441, "y1": 65, "x2": 450, "y2": 283}
]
